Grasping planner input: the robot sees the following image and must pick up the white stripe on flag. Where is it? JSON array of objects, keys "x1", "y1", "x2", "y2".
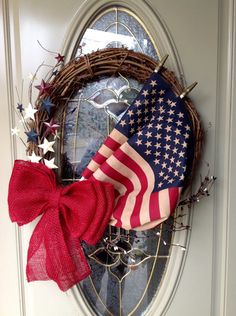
[
  {"x1": 86, "y1": 160, "x2": 100, "y2": 173},
  {"x1": 122, "y1": 143, "x2": 155, "y2": 227},
  {"x1": 159, "y1": 189, "x2": 171, "y2": 218},
  {"x1": 134, "y1": 217, "x2": 168, "y2": 231},
  {"x1": 98, "y1": 144, "x2": 113, "y2": 159},
  {"x1": 109, "y1": 128, "x2": 128, "y2": 145},
  {"x1": 92, "y1": 168, "x2": 126, "y2": 197},
  {"x1": 105, "y1": 154, "x2": 142, "y2": 229}
]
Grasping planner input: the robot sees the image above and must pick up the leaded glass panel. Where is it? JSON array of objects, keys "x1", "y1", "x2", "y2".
[{"x1": 61, "y1": 6, "x2": 175, "y2": 316}]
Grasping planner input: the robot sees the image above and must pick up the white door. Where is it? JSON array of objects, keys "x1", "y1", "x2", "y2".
[{"x1": 1, "y1": 0, "x2": 235, "y2": 315}]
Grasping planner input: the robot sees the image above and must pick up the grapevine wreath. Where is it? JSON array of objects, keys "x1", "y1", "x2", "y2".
[{"x1": 8, "y1": 48, "x2": 212, "y2": 291}]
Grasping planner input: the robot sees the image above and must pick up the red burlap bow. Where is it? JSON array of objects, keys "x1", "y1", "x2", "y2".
[{"x1": 8, "y1": 160, "x2": 114, "y2": 291}]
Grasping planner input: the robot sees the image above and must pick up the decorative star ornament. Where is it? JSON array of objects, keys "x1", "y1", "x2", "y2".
[
  {"x1": 24, "y1": 103, "x2": 38, "y2": 121},
  {"x1": 44, "y1": 157, "x2": 58, "y2": 169},
  {"x1": 17, "y1": 103, "x2": 24, "y2": 113},
  {"x1": 25, "y1": 129, "x2": 39, "y2": 143},
  {"x1": 27, "y1": 152, "x2": 42, "y2": 163},
  {"x1": 41, "y1": 97, "x2": 54, "y2": 114},
  {"x1": 52, "y1": 70, "x2": 58, "y2": 76},
  {"x1": 35, "y1": 80, "x2": 51, "y2": 97},
  {"x1": 53, "y1": 130, "x2": 60, "y2": 140},
  {"x1": 38, "y1": 138, "x2": 55, "y2": 155},
  {"x1": 55, "y1": 53, "x2": 65, "y2": 63},
  {"x1": 11, "y1": 126, "x2": 20, "y2": 136},
  {"x1": 28, "y1": 73, "x2": 37, "y2": 81},
  {"x1": 44, "y1": 118, "x2": 60, "y2": 135}
]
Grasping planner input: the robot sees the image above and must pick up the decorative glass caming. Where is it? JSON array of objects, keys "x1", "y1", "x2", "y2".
[
  {"x1": 61, "y1": 75, "x2": 142, "y2": 180},
  {"x1": 75, "y1": 8, "x2": 158, "y2": 59},
  {"x1": 61, "y1": 7, "x2": 174, "y2": 316}
]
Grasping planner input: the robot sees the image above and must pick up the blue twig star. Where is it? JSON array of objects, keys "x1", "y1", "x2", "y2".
[
  {"x1": 25, "y1": 129, "x2": 39, "y2": 143},
  {"x1": 41, "y1": 97, "x2": 54, "y2": 114},
  {"x1": 17, "y1": 103, "x2": 24, "y2": 113}
]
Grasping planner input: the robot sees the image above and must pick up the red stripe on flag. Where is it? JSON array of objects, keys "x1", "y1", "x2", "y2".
[
  {"x1": 82, "y1": 167, "x2": 93, "y2": 179},
  {"x1": 113, "y1": 148, "x2": 148, "y2": 228},
  {"x1": 168, "y1": 187, "x2": 180, "y2": 214},
  {"x1": 100, "y1": 161, "x2": 134, "y2": 192},
  {"x1": 100, "y1": 161, "x2": 134, "y2": 227},
  {"x1": 149, "y1": 191, "x2": 161, "y2": 221},
  {"x1": 93, "y1": 151, "x2": 106, "y2": 165},
  {"x1": 104, "y1": 136, "x2": 121, "y2": 151}
]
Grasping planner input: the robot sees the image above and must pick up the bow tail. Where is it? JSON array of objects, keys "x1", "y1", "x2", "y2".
[{"x1": 26, "y1": 209, "x2": 91, "y2": 291}]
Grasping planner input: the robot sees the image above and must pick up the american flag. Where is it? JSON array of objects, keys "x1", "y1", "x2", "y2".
[{"x1": 82, "y1": 71, "x2": 193, "y2": 230}]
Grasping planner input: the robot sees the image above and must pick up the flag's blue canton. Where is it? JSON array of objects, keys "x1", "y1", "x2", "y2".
[{"x1": 115, "y1": 72, "x2": 193, "y2": 191}]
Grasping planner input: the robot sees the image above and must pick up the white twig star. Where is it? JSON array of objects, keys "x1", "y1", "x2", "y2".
[
  {"x1": 38, "y1": 138, "x2": 55, "y2": 155},
  {"x1": 28, "y1": 73, "x2": 37, "y2": 80},
  {"x1": 24, "y1": 103, "x2": 38, "y2": 121},
  {"x1": 11, "y1": 127, "x2": 20, "y2": 136},
  {"x1": 27, "y1": 152, "x2": 42, "y2": 163},
  {"x1": 44, "y1": 158, "x2": 58, "y2": 169}
]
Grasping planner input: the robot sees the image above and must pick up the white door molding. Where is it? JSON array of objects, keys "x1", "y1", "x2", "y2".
[
  {"x1": 0, "y1": 0, "x2": 26, "y2": 315},
  {"x1": 212, "y1": 0, "x2": 236, "y2": 315}
]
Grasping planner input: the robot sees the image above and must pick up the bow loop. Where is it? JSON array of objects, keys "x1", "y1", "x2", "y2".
[
  {"x1": 8, "y1": 160, "x2": 114, "y2": 291},
  {"x1": 8, "y1": 160, "x2": 56, "y2": 225}
]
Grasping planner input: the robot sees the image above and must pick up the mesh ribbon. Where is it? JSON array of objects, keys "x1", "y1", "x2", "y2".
[{"x1": 8, "y1": 160, "x2": 114, "y2": 291}]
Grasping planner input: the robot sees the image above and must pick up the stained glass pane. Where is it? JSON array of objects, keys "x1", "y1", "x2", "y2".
[
  {"x1": 61, "y1": 6, "x2": 174, "y2": 316},
  {"x1": 76, "y1": 220, "x2": 173, "y2": 316},
  {"x1": 61, "y1": 75, "x2": 141, "y2": 180},
  {"x1": 76, "y1": 8, "x2": 158, "y2": 58}
]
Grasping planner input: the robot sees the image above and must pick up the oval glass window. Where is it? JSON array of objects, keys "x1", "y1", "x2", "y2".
[{"x1": 61, "y1": 6, "x2": 179, "y2": 316}]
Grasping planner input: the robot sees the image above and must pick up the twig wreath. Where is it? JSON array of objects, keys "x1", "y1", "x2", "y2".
[
  {"x1": 8, "y1": 47, "x2": 215, "y2": 291},
  {"x1": 27, "y1": 48, "x2": 203, "y2": 174}
]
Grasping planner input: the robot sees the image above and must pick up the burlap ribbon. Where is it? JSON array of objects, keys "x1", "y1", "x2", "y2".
[{"x1": 8, "y1": 160, "x2": 114, "y2": 291}]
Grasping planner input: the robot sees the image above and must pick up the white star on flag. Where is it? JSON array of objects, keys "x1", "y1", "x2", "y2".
[
  {"x1": 142, "y1": 90, "x2": 149, "y2": 97},
  {"x1": 136, "y1": 139, "x2": 142, "y2": 146},
  {"x1": 129, "y1": 119, "x2": 135, "y2": 126},
  {"x1": 137, "y1": 109, "x2": 142, "y2": 115},
  {"x1": 24, "y1": 103, "x2": 38, "y2": 121},
  {"x1": 38, "y1": 138, "x2": 55, "y2": 155},
  {"x1": 120, "y1": 120, "x2": 126, "y2": 127},
  {"x1": 150, "y1": 80, "x2": 157, "y2": 87},
  {"x1": 145, "y1": 131, "x2": 152, "y2": 138},
  {"x1": 178, "y1": 112, "x2": 184, "y2": 118},
  {"x1": 134, "y1": 100, "x2": 141, "y2": 106},
  {"x1": 145, "y1": 141, "x2": 152, "y2": 148},
  {"x1": 27, "y1": 152, "x2": 42, "y2": 163},
  {"x1": 44, "y1": 158, "x2": 58, "y2": 169}
]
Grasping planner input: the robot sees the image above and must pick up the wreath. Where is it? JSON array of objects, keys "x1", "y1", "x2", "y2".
[
  {"x1": 8, "y1": 47, "x2": 214, "y2": 291},
  {"x1": 26, "y1": 48, "x2": 202, "y2": 177}
]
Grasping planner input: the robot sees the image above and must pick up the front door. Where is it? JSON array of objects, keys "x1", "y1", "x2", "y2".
[{"x1": 1, "y1": 0, "x2": 234, "y2": 315}]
